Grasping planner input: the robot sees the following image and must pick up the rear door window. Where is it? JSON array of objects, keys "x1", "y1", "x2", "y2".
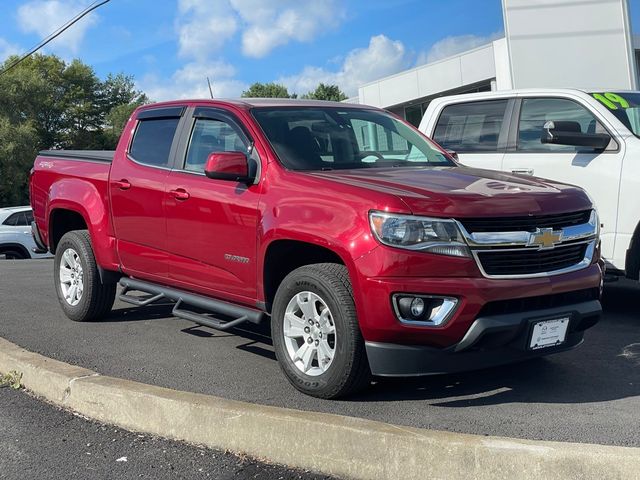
[
  {"x1": 129, "y1": 118, "x2": 180, "y2": 168},
  {"x1": 433, "y1": 100, "x2": 508, "y2": 152}
]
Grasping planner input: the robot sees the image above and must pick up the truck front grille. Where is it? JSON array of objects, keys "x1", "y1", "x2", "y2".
[
  {"x1": 476, "y1": 243, "x2": 588, "y2": 276},
  {"x1": 460, "y1": 210, "x2": 592, "y2": 233}
]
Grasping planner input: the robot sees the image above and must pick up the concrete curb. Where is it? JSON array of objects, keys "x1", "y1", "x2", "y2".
[{"x1": 1, "y1": 337, "x2": 638, "y2": 480}]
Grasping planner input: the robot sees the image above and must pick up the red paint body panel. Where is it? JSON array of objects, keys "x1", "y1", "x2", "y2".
[{"x1": 30, "y1": 99, "x2": 602, "y2": 350}]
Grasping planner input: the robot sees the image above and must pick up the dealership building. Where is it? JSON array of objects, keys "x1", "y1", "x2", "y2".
[{"x1": 353, "y1": 0, "x2": 639, "y2": 126}]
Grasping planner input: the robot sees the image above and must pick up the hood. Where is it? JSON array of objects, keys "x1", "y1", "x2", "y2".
[{"x1": 307, "y1": 166, "x2": 592, "y2": 217}]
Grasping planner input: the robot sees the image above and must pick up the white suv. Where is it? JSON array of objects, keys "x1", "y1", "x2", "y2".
[
  {"x1": 0, "y1": 206, "x2": 51, "y2": 259},
  {"x1": 420, "y1": 89, "x2": 640, "y2": 279}
]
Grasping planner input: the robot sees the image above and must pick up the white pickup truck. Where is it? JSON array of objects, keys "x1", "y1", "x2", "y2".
[{"x1": 420, "y1": 89, "x2": 640, "y2": 280}]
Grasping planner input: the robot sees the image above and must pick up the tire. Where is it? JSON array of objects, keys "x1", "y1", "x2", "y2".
[
  {"x1": 54, "y1": 230, "x2": 116, "y2": 322},
  {"x1": 2, "y1": 250, "x2": 27, "y2": 260},
  {"x1": 271, "y1": 263, "x2": 371, "y2": 399}
]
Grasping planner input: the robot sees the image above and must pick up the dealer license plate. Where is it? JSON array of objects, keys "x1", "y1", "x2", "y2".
[{"x1": 529, "y1": 317, "x2": 569, "y2": 350}]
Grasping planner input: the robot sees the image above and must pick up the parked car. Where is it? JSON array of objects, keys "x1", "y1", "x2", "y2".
[
  {"x1": 30, "y1": 99, "x2": 602, "y2": 398},
  {"x1": 420, "y1": 88, "x2": 640, "y2": 281},
  {"x1": 0, "y1": 206, "x2": 51, "y2": 259}
]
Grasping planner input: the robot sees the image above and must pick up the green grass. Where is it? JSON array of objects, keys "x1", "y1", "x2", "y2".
[{"x1": 0, "y1": 371, "x2": 23, "y2": 390}]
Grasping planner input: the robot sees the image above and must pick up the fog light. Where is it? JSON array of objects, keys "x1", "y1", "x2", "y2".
[
  {"x1": 393, "y1": 294, "x2": 458, "y2": 327},
  {"x1": 410, "y1": 297, "x2": 425, "y2": 317}
]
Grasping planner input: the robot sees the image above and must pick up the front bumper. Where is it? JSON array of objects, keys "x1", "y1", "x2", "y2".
[{"x1": 365, "y1": 300, "x2": 601, "y2": 376}]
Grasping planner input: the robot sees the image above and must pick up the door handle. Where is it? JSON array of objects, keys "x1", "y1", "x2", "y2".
[
  {"x1": 511, "y1": 168, "x2": 534, "y2": 176},
  {"x1": 169, "y1": 188, "x2": 190, "y2": 201},
  {"x1": 113, "y1": 179, "x2": 131, "y2": 190}
]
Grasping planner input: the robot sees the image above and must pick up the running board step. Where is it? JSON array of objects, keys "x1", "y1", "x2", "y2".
[
  {"x1": 171, "y1": 300, "x2": 250, "y2": 331},
  {"x1": 118, "y1": 277, "x2": 265, "y2": 331}
]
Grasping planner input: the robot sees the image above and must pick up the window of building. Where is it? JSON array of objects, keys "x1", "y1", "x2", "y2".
[
  {"x1": 433, "y1": 100, "x2": 508, "y2": 152},
  {"x1": 129, "y1": 118, "x2": 180, "y2": 168},
  {"x1": 517, "y1": 98, "x2": 607, "y2": 153},
  {"x1": 184, "y1": 118, "x2": 246, "y2": 173}
]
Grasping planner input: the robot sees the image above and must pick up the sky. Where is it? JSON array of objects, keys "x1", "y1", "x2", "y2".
[{"x1": 0, "y1": 0, "x2": 638, "y2": 101}]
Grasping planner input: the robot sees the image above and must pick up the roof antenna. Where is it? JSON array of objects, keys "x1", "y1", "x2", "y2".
[{"x1": 206, "y1": 77, "x2": 214, "y2": 99}]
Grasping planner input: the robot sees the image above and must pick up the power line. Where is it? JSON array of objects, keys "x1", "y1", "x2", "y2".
[{"x1": 0, "y1": 0, "x2": 111, "y2": 77}]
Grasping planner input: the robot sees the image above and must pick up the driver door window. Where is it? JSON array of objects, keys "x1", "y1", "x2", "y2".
[
  {"x1": 517, "y1": 98, "x2": 607, "y2": 153},
  {"x1": 184, "y1": 118, "x2": 246, "y2": 173}
]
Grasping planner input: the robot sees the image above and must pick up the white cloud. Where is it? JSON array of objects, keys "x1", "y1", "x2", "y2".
[
  {"x1": 417, "y1": 32, "x2": 503, "y2": 65},
  {"x1": 17, "y1": 0, "x2": 98, "y2": 54},
  {"x1": 177, "y1": 0, "x2": 238, "y2": 61},
  {"x1": 278, "y1": 35, "x2": 410, "y2": 97},
  {"x1": 175, "y1": 0, "x2": 344, "y2": 60},
  {"x1": 0, "y1": 38, "x2": 20, "y2": 62},
  {"x1": 138, "y1": 61, "x2": 247, "y2": 101},
  {"x1": 230, "y1": 0, "x2": 345, "y2": 58}
]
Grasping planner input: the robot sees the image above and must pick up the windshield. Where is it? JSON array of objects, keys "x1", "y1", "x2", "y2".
[
  {"x1": 251, "y1": 107, "x2": 454, "y2": 171},
  {"x1": 591, "y1": 92, "x2": 640, "y2": 137}
]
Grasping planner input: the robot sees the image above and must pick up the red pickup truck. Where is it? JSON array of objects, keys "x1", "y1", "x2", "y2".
[{"x1": 30, "y1": 99, "x2": 603, "y2": 398}]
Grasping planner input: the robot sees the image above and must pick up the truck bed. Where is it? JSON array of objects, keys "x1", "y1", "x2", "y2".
[
  {"x1": 31, "y1": 150, "x2": 114, "y2": 261},
  {"x1": 38, "y1": 150, "x2": 114, "y2": 163}
]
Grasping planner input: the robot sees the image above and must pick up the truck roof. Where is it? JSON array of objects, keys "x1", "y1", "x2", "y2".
[
  {"x1": 137, "y1": 98, "x2": 376, "y2": 111},
  {"x1": 425, "y1": 88, "x2": 640, "y2": 107}
]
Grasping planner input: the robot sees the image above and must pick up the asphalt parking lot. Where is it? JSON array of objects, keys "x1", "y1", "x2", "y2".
[
  {"x1": 1, "y1": 260, "x2": 638, "y2": 447},
  {"x1": 0, "y1": 387, "x2": 334, "y2": 480}
]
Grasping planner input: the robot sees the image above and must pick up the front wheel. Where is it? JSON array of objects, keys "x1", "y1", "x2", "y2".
[
  {"x1": 271, "y1": 263, "x2": 371, "y2": 399},
  {"x1": 54, "y1": 230, "x2": 116, "y2": 322}
]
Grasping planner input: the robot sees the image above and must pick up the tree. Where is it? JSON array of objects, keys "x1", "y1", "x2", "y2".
[
  {"x1": 241, "y1": 82, "x2": 296, "y2": 98},
  {"x1": 99, "y1": 73, "x2": 149, "y2": 148},
  {"x1": 0, "y1": 54, "x2": 150, "y2": 206},
  {"x1": 0, "y1": 118, "x2": 39, "y2": 207},
  {"x1": 302, "y1": 83, "x2": 348, "y2": 102}
]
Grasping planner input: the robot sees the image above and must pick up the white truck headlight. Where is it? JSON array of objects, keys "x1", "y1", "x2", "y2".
[{"x1": 369, "y1": 211, "x2": 470, "y2": 257}]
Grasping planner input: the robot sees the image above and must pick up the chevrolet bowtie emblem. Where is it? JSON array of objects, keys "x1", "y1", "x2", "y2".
[{"x1": 528, "y1": 228, "x2": 563, "y2": 249}]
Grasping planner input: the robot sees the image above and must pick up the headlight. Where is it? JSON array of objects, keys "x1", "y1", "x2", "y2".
[{"x1": 369, "y1": 211, "x2": 470, "y2": 257}]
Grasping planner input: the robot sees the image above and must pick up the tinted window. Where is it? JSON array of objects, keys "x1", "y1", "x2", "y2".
[
  {"x1": 3, "y1": 211, "x2": 30, "y2": 226},
  {"x1": 517, "y1": 98, "x2": 607, "y2": 153},
  {"x1": 433, "y1": 100, "x2": 508, "y2": 152},
  {"x1": 252, "y1": 107, "x2": 452, "y2": 171},
  {"x1": 3, "y1": 213, "x2": 19, "y2": 226},
  {"x1": 130, "y1": 118, "x2": 180, "y2": 167},
  {"x1": 184, "y1": 118, "x2": 246, "y2": 173}
]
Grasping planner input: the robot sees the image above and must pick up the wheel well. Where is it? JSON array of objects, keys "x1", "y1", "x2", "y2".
[
  {"x1": 263, "y1": 240, "x2": 344, "y2": 312},
  {"x1": 0, "y1": 243, "x2": 30, "y2": 259},
  {"x1": 627, "y1": 221, "x2": 640, "y2": 280},
  {"x1": 49, "y1": 209, "x2": 88, "y2": 254}
]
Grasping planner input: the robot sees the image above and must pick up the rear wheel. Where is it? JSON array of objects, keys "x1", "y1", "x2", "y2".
[
  {"x1": 271, "y1": 263, "x2": 371, "y2": 399},
  {"x1": 54, "y1": 230, "x2": 116, "y2": 322}
]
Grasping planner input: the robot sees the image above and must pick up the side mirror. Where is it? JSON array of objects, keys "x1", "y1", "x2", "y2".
[
  {"x1": 541, "y1": 121, "x2": 611, "y2": 150},
  {"x1": 204, "y1": 151, "x2": 253, "y2": 183}
]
